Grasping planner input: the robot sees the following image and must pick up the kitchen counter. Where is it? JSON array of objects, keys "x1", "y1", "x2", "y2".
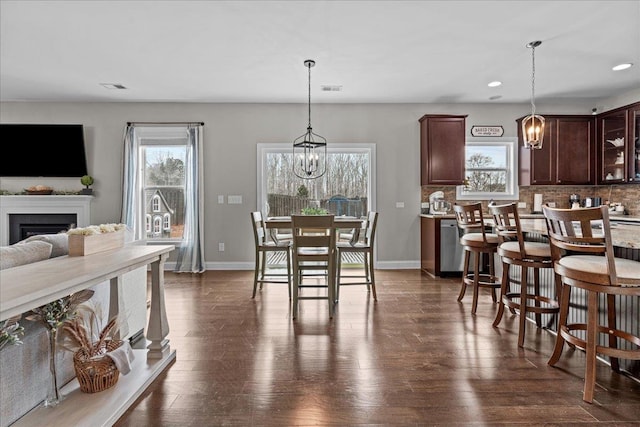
[{"x1": 420, "y1": 214, "x2": 640, "y2": 248}]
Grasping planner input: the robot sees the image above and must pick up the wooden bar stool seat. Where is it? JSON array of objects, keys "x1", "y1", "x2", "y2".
[
  {"x1": 490, "y1": 203, "x2": 560, "y2": 348},
  {"x1": 543, "y1": 205, "x2": 640, "y2": 403},
  {"x1": 453, "y1": 203, "x2": 501, "y2": 314}
]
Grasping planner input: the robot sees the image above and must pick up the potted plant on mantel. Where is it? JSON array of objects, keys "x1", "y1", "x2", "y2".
[{"x1": 79, "y1": 175, "x2": 94, "y2": 195}]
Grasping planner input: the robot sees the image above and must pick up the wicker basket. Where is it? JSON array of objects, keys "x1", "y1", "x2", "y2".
[{"x1": 73, "y1": 340, "x2": 122, "y2": 393}]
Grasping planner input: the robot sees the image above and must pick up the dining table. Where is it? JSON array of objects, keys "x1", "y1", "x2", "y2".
[{"x1": 263, "y1": 215, "x2": 366, "y2": 304}]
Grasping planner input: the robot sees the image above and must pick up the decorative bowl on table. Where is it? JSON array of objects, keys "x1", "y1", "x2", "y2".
[{"x1": 25, "y1": 185, "x2": 53, "y2": 195}]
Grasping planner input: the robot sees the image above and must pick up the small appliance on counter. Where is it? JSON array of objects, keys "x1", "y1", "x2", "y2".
[
  {"x1": 429, "y1": 191, "x2": 451, "y2": 215},
  {"x1": 582, "y1": 197, "x2": 602, "y2": 208},
  {"x1": 569, "y1": 193, "x2": 580, "y2": 209}
]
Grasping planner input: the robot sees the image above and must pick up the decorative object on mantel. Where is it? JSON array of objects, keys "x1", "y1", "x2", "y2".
[
  {"x1": 25, "y1": 290, "x2": 94, "y2": 407},
  {"x1": 67, "y1": 223, "x2": 126, "y2": 256},
  {"x1": 521, "y1": 40, "x2": 545, "y2": 150},
  {"x1": 0, "y1": 315, "x2": 24, "y2": 350},
  {"x1": 25, "y1": 184, "x2": 53, "y2": 195},
  {"x1": 293, "y1": 59, "x2": 327, "y2": 180},
  {"x1": 79, "y1": 175, "x2": 94, "y2": 195}
]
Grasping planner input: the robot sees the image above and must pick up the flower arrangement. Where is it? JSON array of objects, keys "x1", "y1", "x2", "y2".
[
  {"x1": 0, "y1": 315, "x2": 24, "y2": 350},
  {"x1": 25, "y1": 289, "x2": 95, "y2": 406},
  {"x1": 301, "y1": 207, "x2": 329, "y2": 215},
  {"x1": 61, "y1": 302, "x2": 121, "y2": 355},
  {"x1": 67, "y1": 223, "x2": 126, "y2": 236}
]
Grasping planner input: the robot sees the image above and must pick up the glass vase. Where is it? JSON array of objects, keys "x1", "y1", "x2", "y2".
[{"x1": 43, "y1": 327, "x2": 62, "y2": 407}]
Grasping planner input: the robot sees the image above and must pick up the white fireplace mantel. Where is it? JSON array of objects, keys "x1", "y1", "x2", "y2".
[{"x1": 0, "y1": 195, "x2": 92, "y2": 246}]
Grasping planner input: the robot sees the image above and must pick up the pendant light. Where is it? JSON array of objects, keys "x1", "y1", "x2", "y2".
[
  {"x1": 293, "y1": 59, "x2": 327, "y2": 179},
  {"x1": 522, "y1": 41, "x2": 545, "y2": 150}
]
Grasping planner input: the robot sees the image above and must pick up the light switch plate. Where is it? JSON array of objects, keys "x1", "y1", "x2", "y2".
[
  {"x1": 517, "y1": 202, "x2": 527, "y2": 209},
  {"x1": 228, "y1": 195, "x2": 243, "y2": 204},
  {"x1": 396, "y1": 202, "x2": 405, "y2": 208},
  {"x1": 217, "y1": 195, "x2": 224, "y2": 204}
]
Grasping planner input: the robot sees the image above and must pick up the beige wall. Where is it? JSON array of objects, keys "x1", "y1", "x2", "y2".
[{"x1": 1, "y1": 94, "x2": 637, "y2": 268}]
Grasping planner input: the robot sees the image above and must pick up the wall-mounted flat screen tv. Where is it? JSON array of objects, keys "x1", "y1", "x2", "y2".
[{"x1": 0, "y1": 124, "x2": 89, "y2": 177}]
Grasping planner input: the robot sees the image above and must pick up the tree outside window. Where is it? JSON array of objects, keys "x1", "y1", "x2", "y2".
[{"x1": 456, "y1": 140, "x2": 518, "y2": 200}]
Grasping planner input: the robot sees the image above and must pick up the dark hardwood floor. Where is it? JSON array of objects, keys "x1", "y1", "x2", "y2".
[{"x1": 115, "y1": 270, "x2": 640, "y2": 426}]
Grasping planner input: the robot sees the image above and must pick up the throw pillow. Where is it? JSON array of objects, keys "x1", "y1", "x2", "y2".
[
  {"x1": 0, "y1": 241, "x2": 53, "y2": 270},
  {"x1": 22, "y1": 233, "x2": 69, "y2": 258}
]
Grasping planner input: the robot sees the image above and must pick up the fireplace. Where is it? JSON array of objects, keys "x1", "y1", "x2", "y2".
[
  {"x1": 0, "y1": 195, "x2": 92, "y2": 246},
  {"x1": 9, "y1": 213, "x2": 77, "y2": 244}
]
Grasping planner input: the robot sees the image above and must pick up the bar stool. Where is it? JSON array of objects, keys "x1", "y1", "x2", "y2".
[
  {"x1": 453, "y1": 203, "x2": 501, "y2": 314},
  {"x1": 543, "y1": 205, "x2": 640, "y2": 403},
  {"x1": 489, "y1": 203, "x2": 560, "y2": 348}
]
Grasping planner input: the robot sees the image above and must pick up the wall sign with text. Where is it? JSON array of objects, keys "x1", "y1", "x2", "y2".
[{"x1": 470, "y1": 126, "x2": 504, "y2": 137}]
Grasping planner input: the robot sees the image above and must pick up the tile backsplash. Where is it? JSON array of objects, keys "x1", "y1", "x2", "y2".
[{"x1": 422, "y1": 184, "x2": 640, "y2": 217}]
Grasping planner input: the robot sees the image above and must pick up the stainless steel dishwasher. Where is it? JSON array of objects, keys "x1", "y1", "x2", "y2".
[{"x1": 440, "y1": 219, "x2": 465, "y2": 275}]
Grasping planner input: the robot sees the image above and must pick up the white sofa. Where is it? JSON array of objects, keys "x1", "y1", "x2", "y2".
[{"x1": 0, "y1": 233, "x2": 146, "y2": 427}]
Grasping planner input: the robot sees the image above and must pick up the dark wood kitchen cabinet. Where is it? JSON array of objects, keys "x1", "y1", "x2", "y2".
[
  {"x1": 597, "y1": 102, "x2": 640, "y2": 184},
  {"x1": 517, "y1": 115, "x2": 595, "y2": 185},
  {"x1": 420, "y1": 114, "x2": 467, "y2": 185}
]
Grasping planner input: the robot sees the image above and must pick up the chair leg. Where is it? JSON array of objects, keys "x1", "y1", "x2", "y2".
[
  {"x1": 252, "y1": 251, "x2": 261, "y2": 298},
  {"x1": 583, "y1": 290, "x2": 598, "y2": 403},
  {"x1": 292, "y1": 259, "x2": 299, "y2": 319},
  {"x1": 471, "y1": 251, "x2": 480, "y2": 315},
  {"x1": 533, "y1": 267, "x2": 542, "y2": 327},
  {"x1": 260, "y1": 251, "x2": 267, "y2": 290},
  {"x1": 286, "y1": 249, "x2": 292, "y2": 300},
  {"x1": 489, "y1": 253, "x2": 497, "y2": 303},
  {"x1": 458, "y1": 250, "x2": 470, "y2": 302},
  {"x1": 336, "y1": 250, "x2": 342, "y2": 302},
  {"x1": 518, "y1": 265, "x2": 529, "y2": 347},
  {"x1": 364, "y1": 251, "x2": 371, "y2": 292},
  {"x1": 493, "y1": 261, "x2": 509, "y2": 327},
  {"x1": 606, "y1": 293, "x2": 620, "y2": 372},
  {"x1": 548, "y1": 280, "x2": 570, "y2": 366},
  {"x1": 369, "y1": 251, "x2": 377, "y2": 301}
]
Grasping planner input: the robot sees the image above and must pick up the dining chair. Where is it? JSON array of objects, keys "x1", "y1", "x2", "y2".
[
  {"x1": 453, "y1": 203, "x2": 501, "y2": 314},
  {"x1": 489, "y1": 203, "x2": 559, "y2": 348},
  {"x1": 543, "y1": 205, "x2": 640, "y2": 403},
  {"x1": 250, "y1": 211, "x2": 292, "y2": 299},
  {"x1": 336, "y1": 211, "x2": 378, "y2": 301},
  {"x1": 290, "y1": 214, "x2": 336, "y2": 319}
]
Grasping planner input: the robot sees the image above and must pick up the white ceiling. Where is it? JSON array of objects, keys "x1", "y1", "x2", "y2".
[{"x1": 1, "y1": 1, "x2": 639, "y2": 104}]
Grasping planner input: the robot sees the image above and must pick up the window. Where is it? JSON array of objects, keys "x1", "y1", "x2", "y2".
[
  {"x1": 257, "y1": 143, "x2": 376, "y2": 217},
  {"x1": 456, "y1": 139, "x2": 518, "y2": 200},
  {"x1": 122, "y1": 123, "x2": 205, "y2": 272}
]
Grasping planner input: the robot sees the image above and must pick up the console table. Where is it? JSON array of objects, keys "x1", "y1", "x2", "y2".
[{"x1": 0, "y1": 243, "x2": 175, "y2": 427}]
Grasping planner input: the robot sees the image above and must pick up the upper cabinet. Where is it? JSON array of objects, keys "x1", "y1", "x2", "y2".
[
  {"x1": 419, "y1": 114, "x2": 467, "y2": 185},
  {"x1": 517, "y1": 115, "x2": 595, "y2": 185},
  {"x1": 597, "y1": 102, "x2": 640, "y2": 184}
]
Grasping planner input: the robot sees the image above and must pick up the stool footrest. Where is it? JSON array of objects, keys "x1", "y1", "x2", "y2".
[
  {"x1": 502, "y1": 293, "x2": 560, "y2": 314},
  {"x1": 463, "y1": 274, "x2": 500, "y2": 289}
]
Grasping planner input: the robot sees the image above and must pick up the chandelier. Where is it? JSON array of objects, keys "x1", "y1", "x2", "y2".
[
  {"x1": 522, "y1": 41, "x2": 545, "y2": 149},
  {"x1": 293, "y1": 59, "x2": 327, "y2": 179}
]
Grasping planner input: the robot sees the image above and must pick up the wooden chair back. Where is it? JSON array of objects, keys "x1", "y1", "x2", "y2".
[
  {"x1": 542, "y1": 205, "x2": 617, "y2": 284},
  {"x1": 489, "y1": 203, "x2": 526, "y2": 255},
  {"x1": 453, "y1": 203, "x2": 489, "y2": 242},
  {"x1": 362, "y1": 211, "x2": 378, "y2": 247},
  {"x1": 250, "y1": 211, "x2": 267, "y2": 246}
]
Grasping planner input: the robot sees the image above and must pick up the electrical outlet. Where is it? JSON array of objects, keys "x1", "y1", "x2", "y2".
[
  {"x1": 218, "y1": 242, "x2": 225, "y2": 252},
  {"x1": 517, "y1": 202, "x2": 527, "y2": 209}
]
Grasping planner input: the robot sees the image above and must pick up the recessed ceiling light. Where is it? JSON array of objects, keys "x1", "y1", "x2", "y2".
[
  {"x1": 612, "y1": 63, "x2": 633, "y2": 71},
  {"x1": 321, "y1": 85, "x2": 342, "y2": 92},
  {"x1": 489, "y1": 95, "x2": 502, "y2": 100},
  {"x1": 100, "y1": 83, "x2": 127, "y2": 89},
  {"x1": 487, "y1": 81, "x2": 502, "y2": 87}
]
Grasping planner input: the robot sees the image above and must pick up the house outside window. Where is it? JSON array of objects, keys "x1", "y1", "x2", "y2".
[
  {"x1": 152, "y1": 195, "x2": 160, "y2": 212},
  {"x1": 257, "y1": 143, "x2": 376, "y2": 217},
  {"x1": 456, "y1": 139, "x2": 518, "y2": 200},
  {"x1": 163, "y1": 213, "x2": 171, "y2": 231}
]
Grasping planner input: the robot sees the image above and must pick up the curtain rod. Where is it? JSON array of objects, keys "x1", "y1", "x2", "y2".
[{"x1": 127, "y1": 121, "x2": 204, "y2": 126}]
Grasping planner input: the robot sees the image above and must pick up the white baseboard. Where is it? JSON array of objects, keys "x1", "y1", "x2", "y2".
[{"x1": 164, "y1": 260, "x2": 421, "y2": 271}]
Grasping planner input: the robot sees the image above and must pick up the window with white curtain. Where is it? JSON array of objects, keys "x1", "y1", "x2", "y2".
[{"x1": 122, "y1": 123, "x2": 205, "y2": 273}]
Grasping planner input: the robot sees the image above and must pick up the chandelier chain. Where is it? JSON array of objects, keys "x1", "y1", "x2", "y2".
[
  {"x1": 530, "y1": 45, "x2": 536, "y2": 116},
  {"x1": 307, "y1": 62, "x2": 312, "y2": 129}
]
